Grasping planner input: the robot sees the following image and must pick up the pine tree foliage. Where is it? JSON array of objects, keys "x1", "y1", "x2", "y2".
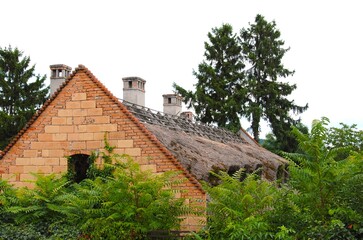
[
  {"x1": 263, "y1": 121, "x2": 309, "y2": 154},
  {"x1": 0, "y1": 46, "x2": 48, "y2": 149},
  {"x1": 240, "y1": 14, "x2": 307, "y2": 142},
  {"x1": 173, "y1": 15, "x2": 307, "y2": 142},
  {"x1": 174, "y1": 24, "x2": 245, "y2": 132}
]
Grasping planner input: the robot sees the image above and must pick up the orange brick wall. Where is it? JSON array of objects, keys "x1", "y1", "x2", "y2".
[{"x1": 0, "y1": 67, "x2": 205, "y2": 231}]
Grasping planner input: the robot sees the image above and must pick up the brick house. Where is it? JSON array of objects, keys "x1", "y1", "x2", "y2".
[{"x1": 0, "y1": 64, "x2": 287, "y2": 231}]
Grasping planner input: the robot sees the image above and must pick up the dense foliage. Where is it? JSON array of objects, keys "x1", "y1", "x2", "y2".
[
  {"x1": 240, "y1": 14, "x2": 307, "y2": 144},
  {"x1": 191, "y1": 117, "x2": 363, "y2": 239},
  {"x1": 174, "y1": 14, "x2": 307, "y2": 145},
  {"x1": 174, "y1": 24, "x2": 245, "y2": 132},
  {"x1": 0, "y1": 147, "x2": 194, "y2": 239},
  {"x1": 326, "y1": 122, "x2": 363, "y2": 160},
  {"x1": 0, "y1": 46, "x2": 48, "y2": 150},
  {"x1": 1, "y1": 118, "x2": 363, "y2": 239},
  {"x1": 201, "y1": 171, "x2": 279, "y2": 239},
  {"x1": 264, "y1": 121, "x2": 363, "y2": 156},
  {"x1": 262, "y1": 121, "x2": 309, "y2": 154},
  {"x1": 281, "y1": 118, "x2": 363, "y2": 238}
]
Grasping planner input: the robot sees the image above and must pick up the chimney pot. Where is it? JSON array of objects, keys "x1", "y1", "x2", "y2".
[
  {"x1": 50, "y1": 64, "x2": 72, "y2": 95},
  {"x1": 180, "y1": 111, "x2": 193, "y2": 121},
  {"x1": 162, "y1": 93, "x2": 182, "y2": 115},
  {"x1": 122, "y1": 77, "x2": 146, "y2": 106}
]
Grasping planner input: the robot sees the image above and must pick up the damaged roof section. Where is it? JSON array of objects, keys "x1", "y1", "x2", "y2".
[{"x1": 122, "y1": 101, "x2": 288, "y2": 182}]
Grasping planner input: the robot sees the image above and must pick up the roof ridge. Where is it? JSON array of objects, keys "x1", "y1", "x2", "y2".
[{"x1": 121, "y1": 99, "x2": 246, "y2": 144}]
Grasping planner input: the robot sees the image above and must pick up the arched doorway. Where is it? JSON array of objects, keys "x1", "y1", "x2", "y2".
[{"x1": 68, "y1": 154, "x2": 90, "y2": 183}]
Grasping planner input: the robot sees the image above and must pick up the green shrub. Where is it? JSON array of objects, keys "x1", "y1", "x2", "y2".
[
  {"x1": 202, "y1": 170, "x2": 278, "y2": 239},
  {"x1": 1, "y1": 138, "x2": 194, "y2": 239},
  {"x1": 0, "y1": 178, "x2": 17, "y2": 223},
  {"x1": 280, "y1": 117, "x2": 363, "y2": 239},
  {"x1": 60, "y1": 155, "x2": 189, "y2": 239}
]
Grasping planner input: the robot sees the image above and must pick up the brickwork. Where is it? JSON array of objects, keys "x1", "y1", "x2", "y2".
[{"x1": 0, "y1": 65, "x2": 205, "y2": 231}]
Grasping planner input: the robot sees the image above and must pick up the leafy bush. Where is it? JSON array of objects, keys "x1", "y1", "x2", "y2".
[
  {"x1": 202, "y1": 170, "x2": 279, "y2": 239},
  {"x1": 60, "y1": 155, "x2": 189, "y2": 239},
  {"x1": 0, "y1": 222, "x2": 46, "y2": 240},
  {"x1": 280, "y1": 117, "x2": 363, "y2": 238},
  {"x1": 195, "y1": 117, "x2": 363, "y2": 240},
  {"x1": 7, "y1": 174, "x2": 70, "y2": 224},
  {"x1": 0, "y1": 141, "x2": 193, "y2": 239},
  {"x1": 2, "y1": 120, "x2": 363, "y2": 239},
  {"x1": 0, "y1": 178, "x2": 17, "y2": 223}
]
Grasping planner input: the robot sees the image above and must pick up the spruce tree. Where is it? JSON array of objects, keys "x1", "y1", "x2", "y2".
[
  {"x1": 0, "y1": 46, "x2": 48, "y2": 149},
  {"x1": 173, "y1": 24, "x2": 245, "y2": 132},
  {"x1": 240, "y1": 14, "x2": 308, "y2": 143},
  {"x1": 174, "y1": 16, "x2": 307, "y2": 147}
]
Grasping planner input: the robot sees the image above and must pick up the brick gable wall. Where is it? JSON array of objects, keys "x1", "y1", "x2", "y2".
[{"x1": 0, "y1": 67, "x2": 205, "y2": 231}]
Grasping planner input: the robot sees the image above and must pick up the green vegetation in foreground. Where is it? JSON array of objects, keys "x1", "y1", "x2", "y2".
[
  {"x1": 0, "y1": 142, "x2": 199, "y2": 239},
  {"x1": 191, "y1": 117, "x2": 363, "y2": 239}
]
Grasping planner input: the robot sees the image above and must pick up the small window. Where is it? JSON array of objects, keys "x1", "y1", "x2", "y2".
[
  {"x1": 68, "y1": 154, "x2": 90, "y2": 183},
  {"x1": 168, "y1": 98, "x2": 172, "y2": 104},
  {"x1": 52, "y1": 70, "x2": 56, "y2": 77},
  {"x1": 128, "y1": 81, "x2": 132, "y2": 88},
  {"x1": 58, "y1": 71, "x2": 63, "y2": 77}
]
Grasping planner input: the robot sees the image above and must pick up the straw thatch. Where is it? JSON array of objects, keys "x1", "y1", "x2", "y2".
[{"x1": 124, "y1": 101, "x2": 288, "y2": 182}]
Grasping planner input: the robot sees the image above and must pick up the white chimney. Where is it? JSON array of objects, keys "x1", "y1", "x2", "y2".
[
  {"x1": 50, "y1": 64, "x2": 72, "y2": 95},
  {"x1": 163, "y1": 94, "x2": 182, "y2": 115},
  {"x1": 122, "y1": 77, "x2": 146, "y2": 106}
]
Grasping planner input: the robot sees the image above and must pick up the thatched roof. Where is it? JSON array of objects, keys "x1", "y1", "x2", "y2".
[{"x1": 123, "y1": 101, "x2": 288, "y2": 182}]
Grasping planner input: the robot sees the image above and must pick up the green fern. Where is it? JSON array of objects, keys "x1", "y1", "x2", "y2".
[
  {"x1": 203, "y1": 170, "x2": 278, "y2": 239},
  {"x1": 280, "y1": 117, "x2": 363, "y2": 238},
  {"x1": 6, "y1": 174, "x2": 70, "y2": 224},
  {"x1": 58, "y1": 152, "x2": 195, "y2": 238}
]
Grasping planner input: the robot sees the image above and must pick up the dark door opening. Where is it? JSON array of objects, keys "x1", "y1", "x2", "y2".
[{"x1": 69, "y1": 154, "x2": 90, "y2": 183}]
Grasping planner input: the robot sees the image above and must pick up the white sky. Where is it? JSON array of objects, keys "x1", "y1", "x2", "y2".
[{"x1": 2, "y1": 0, "x2": 362, "y2": 137}]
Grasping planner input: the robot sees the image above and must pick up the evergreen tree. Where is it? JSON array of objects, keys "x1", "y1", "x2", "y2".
[
  {"x1": 174, "y1": 15, "x2": 307, "y2": 144},
  {"x1": 0, "y1": 46, "x2": 48, "y2": 149},
  {"x1": 263, "y1": 122, "x2": 309, "y2": 153},
  {"x1": 173, "y1": 24, "x2": 245, "y2": 132},
  {"x1": 240, "y1": 14, "x2": 308, "y2": 142}
]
